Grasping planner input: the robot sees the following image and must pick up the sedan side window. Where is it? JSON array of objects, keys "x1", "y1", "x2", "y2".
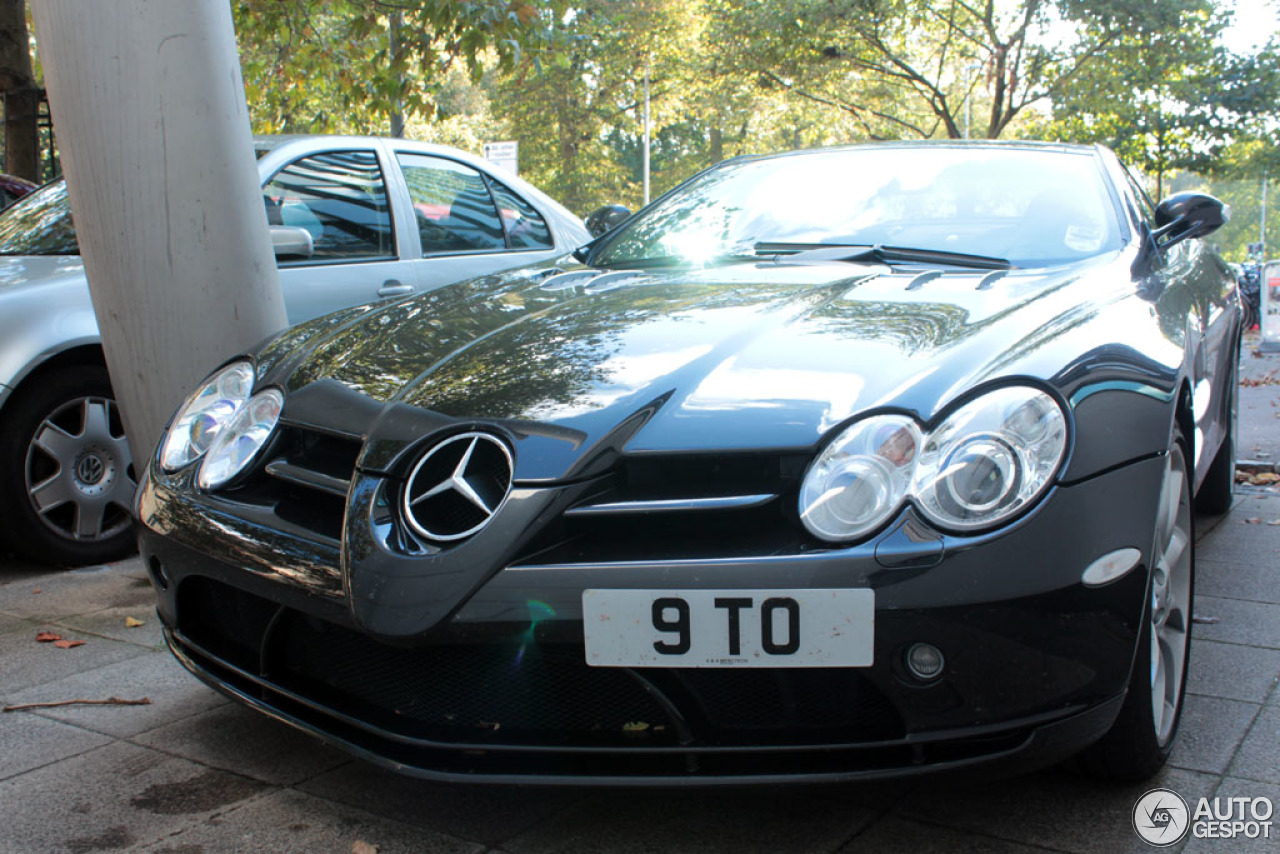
[
  {"x1": 488, "y1": 180, "x2": 554, "y2": 250},
  {"x1": 263, "y1": 151, "x2": 394, "y2": 261},
  {"x1": 397, "y1": 154, "x2": 506, "y2": 254}
]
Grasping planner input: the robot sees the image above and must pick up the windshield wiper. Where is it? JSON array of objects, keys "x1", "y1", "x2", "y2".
[{"x1": 756, "y1": 242, "x2": 1014, "y2": 270}]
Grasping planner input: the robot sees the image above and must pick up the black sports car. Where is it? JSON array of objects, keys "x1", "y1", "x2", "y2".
[{"x1": 136, "y1": 142, "x2": 1240, "y2": 784}]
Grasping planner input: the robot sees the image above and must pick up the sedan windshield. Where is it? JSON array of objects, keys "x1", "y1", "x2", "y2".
[
  {"x1": 592, "y1": 146, "x2": 1123, "y2": 269},
  {"x1": 0, "y1": 180, "x2": 77, "y2": 255}
]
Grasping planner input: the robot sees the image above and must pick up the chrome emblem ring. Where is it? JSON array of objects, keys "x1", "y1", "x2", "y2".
[{"x1": 402, "y1": 432, "x2": 514, "y2": 542}]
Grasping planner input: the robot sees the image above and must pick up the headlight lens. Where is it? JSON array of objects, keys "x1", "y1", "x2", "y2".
[
  {"x1": 799, "y1": 415, "x2": 921, "y2": 541},
  {"x1": 197, "y1": 389, "x2": 283, "y2": 490},
  {"x1": 160, "y1": 361, "x2": 255, "y2": 471},
  {"x1": 799, "y1": 386, "x2": 1067, "y2": 541}
]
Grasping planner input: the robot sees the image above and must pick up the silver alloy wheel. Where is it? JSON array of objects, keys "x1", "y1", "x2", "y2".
[
  {"x1": 1150, "y1": 443, "x2": 1192, "y2": 745},
  {"x1": 24, "y1": 395, "x2": 136, "y2": 544}
]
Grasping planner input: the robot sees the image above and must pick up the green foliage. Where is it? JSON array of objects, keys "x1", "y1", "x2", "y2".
[{"x1": 234, "y1": 0, "x2": 558, "y2": 134}]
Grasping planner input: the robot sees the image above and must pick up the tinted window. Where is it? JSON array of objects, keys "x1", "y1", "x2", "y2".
[
  {"x1": 264, "y1": 151, "x2": 393, "y2": 261},
  {"x1": 595, "y1": 147, "x2": 1124, "y2": 268},
  {"x1": 489, "y1": 180, "x2": 553, "y2": 249},
  {"x1": 397, "y1": 154, "x2": 506, "y2": 253},
  {"x1": 0, "y1": 180, "x2": 78, "y2": 255}
]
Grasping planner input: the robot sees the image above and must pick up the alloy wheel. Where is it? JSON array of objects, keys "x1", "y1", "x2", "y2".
[
  {"x1": 1150, "y1": 443, "x2": 1192, "y2": 745},
  {"x1": 23, "y1": 395, "x2": 136, "y2": 546}
]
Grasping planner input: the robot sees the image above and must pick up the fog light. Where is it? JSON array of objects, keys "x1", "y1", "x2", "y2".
[{"x1": 906, "y1": 642, "x2": 945, "y2": 680}]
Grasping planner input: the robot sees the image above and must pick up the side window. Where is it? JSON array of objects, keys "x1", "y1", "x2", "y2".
[
  {"x1": 397, "y1": 154, "x2": 506, "y2": 253},
  {"x1": 263, "y1": 151, "x2": 393, "y2": 261},
  {"x1": 488, "y1": 180, "x2": 554, "y2": 250}
]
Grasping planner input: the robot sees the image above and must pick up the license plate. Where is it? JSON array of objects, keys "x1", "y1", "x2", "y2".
[{"x1": 582, "y1": 589, "x2": 874, "y2": 668}]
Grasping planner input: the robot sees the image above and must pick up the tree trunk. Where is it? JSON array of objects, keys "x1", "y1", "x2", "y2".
[{"x1": 0, "y1": 0, "x2": 39, "y2": 180}]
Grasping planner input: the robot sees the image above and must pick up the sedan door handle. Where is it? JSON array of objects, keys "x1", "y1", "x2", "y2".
[{"x1": 378, "y1": 280, "x2": 414, "y2": 297}]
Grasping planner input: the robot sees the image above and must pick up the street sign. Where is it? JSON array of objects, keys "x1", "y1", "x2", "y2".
[
  {"x1": 483, "y1": 141, "x2": 518, "y2": 176},
  {"x1": 1262, "y1": 260, "x2": 1280, "y2": 353}
]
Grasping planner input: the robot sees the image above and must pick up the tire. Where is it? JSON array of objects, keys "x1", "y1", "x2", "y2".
[
  {"x1": 1077, "y1": 441, "x2": 1194, "y2": 782},
  {"x1": 1196, "y1": 353, "x2": 1238, "y2": 515},
  {"x1": 0, "y1": 366, "x2": 138, "y2": 565}
]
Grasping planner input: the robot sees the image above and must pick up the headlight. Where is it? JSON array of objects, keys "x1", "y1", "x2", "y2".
[
  {"x1": 799, "y1": 386, "x2": 1067, "y2": 542},
  {"x1": 197, "y1": 389, "x2": 283, "y2": 490},
  {"x1": 160, "y1": 361, "x2": 255, "y2": 471},
  {"x1": 799, "y1": 415, "x2": 920, "y2": 541}
]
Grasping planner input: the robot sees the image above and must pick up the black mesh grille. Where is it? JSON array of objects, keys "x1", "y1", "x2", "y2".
[{"x1": 271, "y1": 613, "x2": 678, "y2": 746}]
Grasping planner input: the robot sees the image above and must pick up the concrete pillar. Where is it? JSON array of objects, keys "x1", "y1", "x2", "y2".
[{"x1": 30, "y1": 0, "x2": 286, "y2": 465}]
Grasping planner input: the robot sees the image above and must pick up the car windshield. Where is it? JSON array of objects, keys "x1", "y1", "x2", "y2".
[
  {"x1": 591, "y1": 146, "x2": 1123, "y2": 269},
  {"x1": 0, "y1": 179, "x2": 77, "y2": 255}
]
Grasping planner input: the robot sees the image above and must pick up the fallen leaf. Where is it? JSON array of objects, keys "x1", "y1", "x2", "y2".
[
  {"x1": 1193, "y1": 615, "x2": 1221, "y2": 625},
  {"x1": 31, "y1": 589, "x2": 40, "y2": 595},
  {"x1": 1251, "y1": 472, "x2": 1280, "y2": 485},
  {"x1": 352, "y1": 841, "x2": 379, "y2": 854},
  {"x1": 124, "y1": 617, "x2": 144, "y2": 628},
  {"x1": 1269, "y1": 520, "x2": 1280, "y2": 527},
  {"x1": 1244, "y1": 517, "x2": 1263, "y2": 524},
  {"x1": 623, "y1": 721, "x2": 650, "y2": 733},
  {"x1": 35, "y1": 632, "x2": 61, "y2": 643},
  {"x1": 53, "y1": 639, "x2": 85, "y2": 649}
]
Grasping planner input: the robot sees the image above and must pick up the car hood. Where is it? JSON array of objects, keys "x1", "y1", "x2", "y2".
[
  {"x1": 260, "y1": 256, "x2": 1129, "y2": 481},
  {"x1": 0, "y1": 255, "x2": 86, "y2": 292}
]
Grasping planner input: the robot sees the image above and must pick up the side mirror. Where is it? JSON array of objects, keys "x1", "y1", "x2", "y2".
[
  {"x1": 270, "y1": 225, "x2": 314, "y2": 261},
  {"x1": 1153, "y1": 193, "x2": 1230, "y2": 249},
  {"x1": 584, "y1": 204, "x2": 631, "y2": 238}
]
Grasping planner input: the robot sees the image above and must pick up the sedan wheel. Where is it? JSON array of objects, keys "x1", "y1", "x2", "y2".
[{"x1": 0, "y1": 367, "x2": 138, "y2": 565}]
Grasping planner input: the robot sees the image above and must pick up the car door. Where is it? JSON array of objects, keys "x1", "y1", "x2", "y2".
[
  {"x1": 392, "y1": 152, "x2": 560, "y2": 290},
  {"x1": 264, "y1": 148, "x2": 420, "y2": 325}
]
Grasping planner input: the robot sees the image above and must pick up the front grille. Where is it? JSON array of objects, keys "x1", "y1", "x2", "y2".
[
  {"x1": 513, "y1": 452, "x2": 813, "y2": 565},
  {"x1": 175, "y1": 577, "x2": 907, "y2": 762},
  {"x1": 220, "y1": 425, "x2": 362, "y2": 542}
]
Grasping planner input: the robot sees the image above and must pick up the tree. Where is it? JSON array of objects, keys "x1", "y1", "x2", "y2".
[
  {"x1": 234, "y1": 0, "x2": 558, "y2": 134},
  {"x1": 708, "y1": 0, "x2": 1209, "y2": 141},
  {"x1": 0, "y1": 0, "x2": 39, "y2": 180}
]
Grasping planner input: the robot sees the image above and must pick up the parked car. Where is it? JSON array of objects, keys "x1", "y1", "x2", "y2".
[
  {"x1": 0, "y1": 135, "x2": 589, "y2": 565},
  {"x1": 137, "y1": 142, "x2": 1239, "y2": 785},
  {"x1": 0, "y1": 173, "x2": 37, "y2": 209}
]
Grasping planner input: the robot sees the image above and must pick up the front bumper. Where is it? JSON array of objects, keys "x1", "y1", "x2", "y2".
[{"x1": 137, "y1": 453, "x2": 1165, "y2": 784}]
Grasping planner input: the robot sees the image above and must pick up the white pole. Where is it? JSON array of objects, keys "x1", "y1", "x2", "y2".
[
  {"x1": 1262, "y1": 170, "x2": 1269, "y2": 258},
  {"x1": 30, "y1": 0, "x2": 286, "y2": 466},
  {"x1": 643, "y1": 56, "x2": 651, "y2": 206}
]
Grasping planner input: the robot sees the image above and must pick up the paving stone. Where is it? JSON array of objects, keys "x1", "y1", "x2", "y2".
[
  {"x1": 836, "y1": 815, "x2": 1062, "y2": 853},
  {"x1": 1183, "y1": 778, "x2": 1280, "y2": 854},
  {"x1": 3, "y1": 649, "x2": 226, "y2": 738},
  {"x1": 1227, "y1": 705, "x2": 1280, "y2": 785},
  {"x1": 899, "y1": 766, "x2": 1218, "y2": 854},
  {"x1": 1169, "y1": 695, "x2": 1261, "y2": 775},
  {"x1": 0, "y1": 710, "x2": 112, "y2": 781},
  {"x1": 55, "y1": 602, "x2": 166, "y2": 649},
  {"x1": 1198, "y1": 557, "x2": 1280, "y2": 606},
  {"x1": 298, "y1": 762, "x2": 582, "y2": 847},
  {"x1": 133, "y1": 788, "x2": 485, "y2": 853},
  {"x1": 1192, "y1": 498, "x2": 1280, "y2": 567},
  {"x1": 132, "y1": 702, "x2": 348, "y2": 786},
  {"x1": 0, "y1": 740, "x2": 267, "y2": 853},
  {"x1": 0, "y1": 620, "x2": 152, "y2": 693},
  {"x1": 1187, "y1": 639, "x2": 1280, "y2": 704},
  {"x1": 1191, "y1": 596, "x2": 1280, "y2": 650},
  {"x1": 0, "y1": 558, "x2": 151, "y2": 620},
  {"x1": 503, "y1": 787, "x2": 877, "y2": 854}
]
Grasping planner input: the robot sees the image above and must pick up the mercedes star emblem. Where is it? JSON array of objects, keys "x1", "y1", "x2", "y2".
[{"x1": 402, "y1": 431, "x2": 513, "y2": 542}]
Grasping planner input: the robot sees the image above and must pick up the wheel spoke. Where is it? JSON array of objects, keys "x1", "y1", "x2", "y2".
[
  {"x1": 30, "y1": 474, "x2": 75, "y2": 513},
  {"x1": 32, "y1": 422, "x2": 79, "y2": 463},
  {"x1": 81, "y1": 399, "x2": 115, "y2": 445},
  {"x1": 74, "y1": 495, "x2": 109, "y2": 539}
]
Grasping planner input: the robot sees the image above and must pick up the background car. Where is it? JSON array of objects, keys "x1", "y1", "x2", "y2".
[
  {"x1": 0, "y1": 173, "x2": 37, "y2": 209},
  {"x1": 0, "y1": 135, "x2": 589, "y2": 565},
  {"x1": 137, "y1": 141, "x2": 1238, "y2": 785}
]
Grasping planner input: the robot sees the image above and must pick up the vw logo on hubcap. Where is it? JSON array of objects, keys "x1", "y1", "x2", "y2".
[
  {"x1": 76, "y1": 453, "x2": 107, "y2": 486},
  {"x1": 402, "y1": 432, "x2": 513, "y2": 542}
]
